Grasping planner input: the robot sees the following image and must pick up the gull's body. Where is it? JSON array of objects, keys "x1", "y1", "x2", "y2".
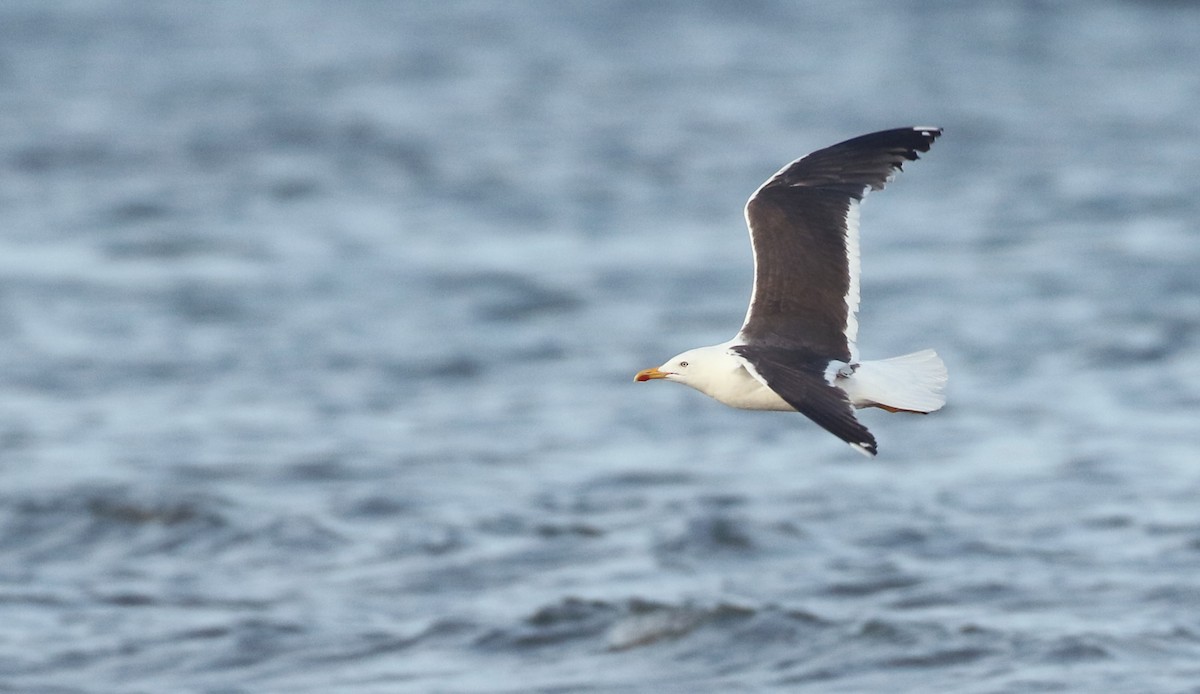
[{"x1": 635, "y1": 127, "x2": 947, "y2": 456}]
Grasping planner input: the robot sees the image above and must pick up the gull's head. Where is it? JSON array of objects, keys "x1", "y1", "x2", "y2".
[{"x1": 634, "y1": 346, "x2": 729, "y2": 391}]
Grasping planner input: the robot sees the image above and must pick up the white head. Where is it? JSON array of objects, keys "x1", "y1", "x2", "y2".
[{"x1": 633, "y1": 345, "x2": 738, "y2": 398}]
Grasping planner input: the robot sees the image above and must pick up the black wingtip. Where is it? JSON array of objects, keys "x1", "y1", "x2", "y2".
[
  {"x1": 759, "y1": 126, "x2": 944, "y2": 199},
  {"x1": 907, "y1": 126, "x2": 942, "y2": 155}
]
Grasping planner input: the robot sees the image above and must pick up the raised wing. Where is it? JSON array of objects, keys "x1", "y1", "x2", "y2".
[{"x1": 736, "y1": 127, "x2": 941, "y2": 361}]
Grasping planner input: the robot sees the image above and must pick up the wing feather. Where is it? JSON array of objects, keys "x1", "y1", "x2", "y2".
[{"x1": 733, "y1": 345, "x2": 878, "y2": 456}]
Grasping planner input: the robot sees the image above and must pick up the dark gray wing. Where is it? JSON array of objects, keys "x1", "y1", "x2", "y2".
[
  {"x1": 737, "y1": 127, "x2": 941, "y2": 360},
  {"x1": 734, "y1": 345, "x2": 878, "y2": 456}
]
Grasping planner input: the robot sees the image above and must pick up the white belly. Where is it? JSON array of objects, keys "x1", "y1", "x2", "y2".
[{"x1": 703, "y1": 365, "x2": 797, "y2": 412}]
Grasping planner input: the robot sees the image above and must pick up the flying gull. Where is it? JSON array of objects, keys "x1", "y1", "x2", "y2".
[{"x1": 634, "y1": 126, "x2": 947, "y2": 456}]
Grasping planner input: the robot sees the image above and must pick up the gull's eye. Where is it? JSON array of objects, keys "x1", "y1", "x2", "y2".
[{"x1": 680, "y1": 361, "x2": 689, "y2": 367}]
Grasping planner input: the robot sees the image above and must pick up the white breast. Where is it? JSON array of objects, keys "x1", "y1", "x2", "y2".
[{"x1": 698, "y1": 358, "x2": 796, "y2": 412}]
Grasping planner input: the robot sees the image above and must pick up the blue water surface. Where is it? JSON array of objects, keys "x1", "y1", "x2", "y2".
[{"x1": 2, "y1": 1, "x2": 1200, "y2": 692}]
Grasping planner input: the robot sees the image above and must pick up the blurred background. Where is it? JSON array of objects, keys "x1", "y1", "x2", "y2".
[{"x1": 2, "y1": 1, "x2": 1199, "y2": 692}]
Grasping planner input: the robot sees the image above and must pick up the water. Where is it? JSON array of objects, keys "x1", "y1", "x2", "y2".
[{"x1": 2, "y1": 1, "x2": 1200, "y2": 692}]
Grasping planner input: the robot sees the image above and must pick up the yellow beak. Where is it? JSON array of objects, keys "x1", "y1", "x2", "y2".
[{"x1": 634, "y1": 367, "x2": 668, "y2": 382}]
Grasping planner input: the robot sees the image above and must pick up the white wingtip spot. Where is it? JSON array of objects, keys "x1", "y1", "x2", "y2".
[{"x1": 850, "y1": 441, "x2": 877, "y2": 458}]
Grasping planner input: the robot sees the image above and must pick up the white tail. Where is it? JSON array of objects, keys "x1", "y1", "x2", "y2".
[{"x1": 838, "y1": 349, "x2": 947, "y2": 413}]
